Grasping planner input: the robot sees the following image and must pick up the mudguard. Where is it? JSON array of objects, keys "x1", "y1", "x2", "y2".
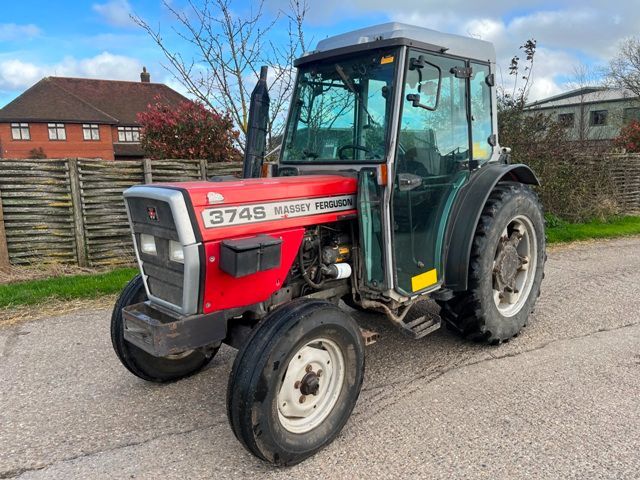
[{"x1": 442, "y1": 163, "x2": 540, "y2": 292}]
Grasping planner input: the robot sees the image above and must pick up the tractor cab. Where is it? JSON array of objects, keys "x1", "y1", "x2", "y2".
[{"x1": 277, "y1": 23, "x2": 498, "y2": 300}]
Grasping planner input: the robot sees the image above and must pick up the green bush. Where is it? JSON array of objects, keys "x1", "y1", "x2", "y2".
[{"x1": 499, "y1": 107, "x2": 619, "y2": 222}]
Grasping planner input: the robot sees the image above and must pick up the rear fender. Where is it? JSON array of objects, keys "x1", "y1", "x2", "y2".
[{"x1": 442, "y1": 163, "x2": 540, "y2": 292}]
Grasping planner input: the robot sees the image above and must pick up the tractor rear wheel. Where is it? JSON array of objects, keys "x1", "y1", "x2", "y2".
[
  {"x1": 227, "y1": 299, "x2": 365, "y2": 466},
  {"x1": 439, "y1": 183, "x2": 545, "y2": 344},
  {"x1": 111, "y1": 275, "x2": 217, "y2": 382}
]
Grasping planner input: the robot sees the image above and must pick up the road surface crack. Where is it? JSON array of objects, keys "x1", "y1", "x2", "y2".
[
  {"x1": 0, "y1": 327, "x2": 26, "y2": 362},
  {"x1": 362, "y1": 321, "x2": 640, "y2": 395},
  {"x1": 0, "y1": 419, "x2": 227, "y2": 479}
]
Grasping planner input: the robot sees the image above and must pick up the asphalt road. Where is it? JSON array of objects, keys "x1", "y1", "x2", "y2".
[{"x1": 1, "y1": 237, "x2": 640, "y2": 480}]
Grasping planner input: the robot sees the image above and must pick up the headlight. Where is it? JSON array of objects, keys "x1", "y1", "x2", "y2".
[
  {"x1": 169, "y1": 240, "x2": 184, "y2": 263},
  {"x1": 140, "y1": 234, "x2": 157, "y2": 255}
]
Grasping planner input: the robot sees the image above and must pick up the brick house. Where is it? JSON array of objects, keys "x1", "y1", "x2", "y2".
[{"x1": 0, "y1": 69, "x2": 188, "y2": 160}]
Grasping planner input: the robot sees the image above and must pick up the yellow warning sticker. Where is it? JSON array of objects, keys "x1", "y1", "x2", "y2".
[
  {"x1": 381, "y1": 55, "x2": 395, "y2": 65},
  {"x1": 472, "y1": 141, "x2": 490, "y2": 159},
  {"x1": 411, "y1": 269, "x2": 438, "y2": 292}
]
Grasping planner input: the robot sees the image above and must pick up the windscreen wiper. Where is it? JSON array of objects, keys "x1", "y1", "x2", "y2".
[
  {"x1": 334, "y1": 63, "x2": 380, "y2": 127},
  {"x1": 335, "y1": 64, "x2": 357, "y2": 96}
]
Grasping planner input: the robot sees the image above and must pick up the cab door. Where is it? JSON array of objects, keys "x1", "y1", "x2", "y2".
[{"x1": 391, "y1": 51, "x2": 471, "y2": 295}]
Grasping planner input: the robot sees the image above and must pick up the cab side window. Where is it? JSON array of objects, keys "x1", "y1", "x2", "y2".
[
  {"x1": 398, "y1": 53, "x2": 469, "y2": 177},
  {"x1": 470, "y1": 63, "x2": 493, "y2": 162}
]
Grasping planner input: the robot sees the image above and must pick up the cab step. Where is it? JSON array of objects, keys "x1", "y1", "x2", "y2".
[{"x1": 401, "y1": 314, "x2": 441, "y2": 339}]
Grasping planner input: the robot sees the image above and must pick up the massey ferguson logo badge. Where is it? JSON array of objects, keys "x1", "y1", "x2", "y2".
[
  {"x1": 207, "y1": 192, "x2": 225, "y2": 204},
  {"x1": 146, "y1": 206, "x2": 159, "y2": 221},
  {"x1": 201, "y1": 194, "x2": 356, "y2": 228}
]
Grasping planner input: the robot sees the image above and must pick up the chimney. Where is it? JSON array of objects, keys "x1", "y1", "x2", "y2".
[{"x1": 140, "y1": 66, "x2": 150, "y2": 83}]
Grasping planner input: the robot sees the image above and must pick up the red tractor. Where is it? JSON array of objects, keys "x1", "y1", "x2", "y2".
[{"x1": 112, "y1": 23, "x2": 545, "y2": 466}]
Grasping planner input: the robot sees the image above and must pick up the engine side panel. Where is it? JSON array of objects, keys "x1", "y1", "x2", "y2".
[{"x1": 202, "y1": 227, "x2": 305, "y2": 313}]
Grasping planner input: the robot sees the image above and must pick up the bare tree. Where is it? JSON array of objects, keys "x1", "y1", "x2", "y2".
[
  {"x1": 608, "y1": 36, "x2": 640, "y2": 97},
  {"x1": 133, "y1": 0, "x2": 309, "y2": 152},
  {"x1": 497, "y1": 39, "x2": 537, "y2": 111}
]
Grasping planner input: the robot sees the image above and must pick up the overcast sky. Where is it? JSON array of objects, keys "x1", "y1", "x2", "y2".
[{"x1": 0, "y1": 0, "x2": 637, "y2": 107}]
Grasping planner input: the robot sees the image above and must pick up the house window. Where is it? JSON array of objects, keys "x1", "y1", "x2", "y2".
[
  {"x1": 83, "y1": 124, "x2": 100, "y2": 140},
  {"x1": 10, "y1": 123, "x2": 30, "y2": 140},
  {"x1": 117, "y1": 126, "x2": 140, "y2": 142},
  {"x1": 590, "y1": 110, "x2": 608, "y2": 126},
  {"x1": 623, "y1": 107, "x2": 640, "y2": 124},
  {"x1": 48, "y1": 123, "x2": 67, "y2": 140},
  {"x1": 558, "y1": 113, "x2": 575, "y2": 128}
]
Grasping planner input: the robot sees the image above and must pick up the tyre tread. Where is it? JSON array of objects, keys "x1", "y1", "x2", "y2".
[{"x1": 439, "y1": 183, "x2": 545, "y2": 344}]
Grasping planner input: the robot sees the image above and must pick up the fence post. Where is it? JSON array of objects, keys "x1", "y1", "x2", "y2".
[
  {"x1": 143, "y1": 158, "x2": 153, "y2": 184},
  {"x1": 68, "y1": 158, "x2": 88, "y2": 267},
  {"x1": 199, "y1": 159, "x2": 207, "y2": 180},
  {"x1": 0, "y1": 186, "x2": 10, "y2": 270}
]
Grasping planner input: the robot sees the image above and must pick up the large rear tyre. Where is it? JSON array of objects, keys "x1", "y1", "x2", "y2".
[
  {"x1": 110, "y1": 275, "x2": 217, "y2": 382},
  {"x1": 227, "y1": 299, "x2": 365, "y2": 466},
  {"x1": 439, "y1": 183, "x2": 545, "y2": 344}
]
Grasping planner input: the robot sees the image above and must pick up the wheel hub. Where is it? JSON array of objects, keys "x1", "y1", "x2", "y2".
[
  {"x1": 494, "y1": 236, "x2": 522, "y2": 290},
  {"x1": 492, "y1": 216, "x2": 537, "y2": 317},
  {"x1": 299, "y1": 371, "x2": 320, "y2": 396},
  {"x1": 277, "y1": 339, "x2": 345, "y2": 434}
]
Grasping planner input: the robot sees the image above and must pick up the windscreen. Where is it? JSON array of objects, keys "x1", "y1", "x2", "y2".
[{"x1": 281, "y1": 48, "x2": 398, "y2": 163}]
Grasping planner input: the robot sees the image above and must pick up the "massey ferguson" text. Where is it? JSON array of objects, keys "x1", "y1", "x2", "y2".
[{"x1": 202, "y1": 195, "x2": 356, "y2": 228}]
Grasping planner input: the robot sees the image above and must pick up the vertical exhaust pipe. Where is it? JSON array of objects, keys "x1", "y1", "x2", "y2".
[{"x1": 243, "y1": 66, "x2": 270, "y2": 178}]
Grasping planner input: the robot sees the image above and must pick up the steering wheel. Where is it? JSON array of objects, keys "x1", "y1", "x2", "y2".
[{"x1": 338, "y1": 144, "x2": 373, "y2": 160}]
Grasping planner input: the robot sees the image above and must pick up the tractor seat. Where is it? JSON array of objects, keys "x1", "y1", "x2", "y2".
[{"x1": 404, "y1": 146, "x2": 451, "y2": 177}]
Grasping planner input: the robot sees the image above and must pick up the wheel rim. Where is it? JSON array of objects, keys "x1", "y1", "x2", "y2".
[
  {"x1": 492, "y1": 215, "x2": 538, "y2": 317},
  {"x1": 277, "y1": 338, "x2": 345, "y2": 434}
]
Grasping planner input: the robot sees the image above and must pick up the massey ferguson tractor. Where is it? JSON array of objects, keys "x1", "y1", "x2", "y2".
[{"x1": 112, "y1": 23, "x2": 545, "y2": 466}]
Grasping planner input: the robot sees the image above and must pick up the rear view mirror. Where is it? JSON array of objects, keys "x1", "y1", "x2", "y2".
[
  {"x1": 406, "y1": 56, "x2": 441, "y2": 111},
  {"x1": 397, "y1": 173, "x2": 423, "y2": 191}
]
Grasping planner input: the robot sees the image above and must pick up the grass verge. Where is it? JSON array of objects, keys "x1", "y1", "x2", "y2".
[
  {"x1": 546, "y1": 215, "x2": 640, "y2": 244},
  {"x1": 0, "y1": 267, "x2": 138, "y2": 309}
]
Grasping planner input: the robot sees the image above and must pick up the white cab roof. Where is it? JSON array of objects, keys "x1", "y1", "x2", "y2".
[{"x1": 310, "y1": 22, "x2": 495, "y2": 63}]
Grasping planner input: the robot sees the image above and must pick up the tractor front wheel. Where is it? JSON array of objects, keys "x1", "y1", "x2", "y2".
[
  {"x1": 227, "y1": 299, "x2": 365, "y2": 466},
  {"x1": 110, "y1": 275, "x2": 217, "y2": 382},
  {"x1": 439, "y1": 183, "x2": 546, "y2": 344}
]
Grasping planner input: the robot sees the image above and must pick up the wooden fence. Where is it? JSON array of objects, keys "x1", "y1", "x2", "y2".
[
  {"x1": 604, "y1": 153, "x2": 640, "y2": 214},
  {"x1": 1, "y1": 154, "x2": 640, "y2": 269},
  {"x1": 0, "y1": 158, "x2": 242, "y2": 268}
]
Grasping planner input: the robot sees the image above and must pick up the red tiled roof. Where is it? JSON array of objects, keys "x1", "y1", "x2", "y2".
[{"x1": 0, "y1": 76, "x2": 189, "y2": 125}]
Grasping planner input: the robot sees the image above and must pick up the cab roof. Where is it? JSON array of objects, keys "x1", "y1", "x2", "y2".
[{"x1": 296, "y1": 22, "x2": 496, "y2": 66}]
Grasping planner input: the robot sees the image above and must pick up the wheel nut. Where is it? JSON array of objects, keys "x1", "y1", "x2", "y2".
[
  {"x1": 317, "y1": 369, "x2": 323, "y2": 377},
  {"x1": 294, "y1": 381, "x2": 301, "y2": 389},
  {"x1": 305, "y1": 364, "x2": 313, "y2": 373},
  {"x1": 299, "y1": 395, "x2": 306, "y2": 404}
]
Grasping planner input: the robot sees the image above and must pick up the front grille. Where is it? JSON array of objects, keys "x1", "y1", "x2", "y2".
[
  {"x1": 135, "y1": 234, "x2": 185, "y2": 307},
  {"x1": 124, "y1": 187, "x2": 201, "y2": 315}
]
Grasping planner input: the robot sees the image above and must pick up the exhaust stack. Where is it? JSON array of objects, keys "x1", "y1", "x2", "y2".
[{"x1": 243, "y1": 66, "x2": 270, "y2": 178}]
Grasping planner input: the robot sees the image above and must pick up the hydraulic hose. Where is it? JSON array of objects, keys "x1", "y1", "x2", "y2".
[{"x1": 298, "y1": 245, "x2": 325, "y2": 290}]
